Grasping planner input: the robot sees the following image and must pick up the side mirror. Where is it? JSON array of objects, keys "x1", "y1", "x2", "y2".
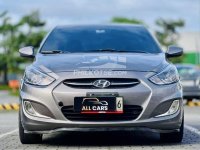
[
  {"x1": 19, "y1": 46, "x2": 35, "y2": 58},
  {"x1": 166, "y1": 45, "x2": 183, "y2": 58}
]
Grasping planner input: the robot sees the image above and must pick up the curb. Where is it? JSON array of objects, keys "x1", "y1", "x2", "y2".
[
  {"x1": 187, "y1": 101, "x2": 200, "y2": 107},
  {"x1": 0, "y1": 103, "x2": 19, "y2": 110}
]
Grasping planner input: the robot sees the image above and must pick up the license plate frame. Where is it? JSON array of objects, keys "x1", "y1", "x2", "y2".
[{"x1": 74, "y1": 97, "x2": 123, "y2": 114}]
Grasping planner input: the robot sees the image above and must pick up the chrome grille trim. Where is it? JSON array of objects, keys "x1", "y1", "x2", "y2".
[{"x1": 63, "y1": 78, "x2": 140, "y2": 89}]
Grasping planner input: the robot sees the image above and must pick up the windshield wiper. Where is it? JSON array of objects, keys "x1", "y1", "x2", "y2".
[
  {"x1": 125, "y1": 50, "x2": 150, "y2": 54},
  {"x1": 86, "y1": 49, "x2": 119, "y2": 52},
  {"x1": 40, "y1": 49, "x2": 151, "y2": 54},
  {"x1": 41, "y1": 50, "x2": 70, "y2": 54},
  {"x1": 85, "y1": 49, "x2": 150, "y2": 53}
]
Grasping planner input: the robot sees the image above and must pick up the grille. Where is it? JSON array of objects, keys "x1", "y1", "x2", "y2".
[
  {"x1": 61, "y1": 105, "x2": 143, "y2": 121},
  {"x1": 63, "y1": 78, "x2": 140, "y2": 89}
]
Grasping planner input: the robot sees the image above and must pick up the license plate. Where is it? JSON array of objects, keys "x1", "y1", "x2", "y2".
[{"x1": 74, "y1": 97, "x2": 123, "y2": 114}]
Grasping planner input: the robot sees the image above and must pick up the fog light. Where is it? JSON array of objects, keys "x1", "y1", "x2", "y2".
[
  {"x1": 155, "y1": 100, "x2": 180, "y2": 117},
  {"x1": 23, "y1": 101, "x2": 51, "y2": 119},
  {"x1": 24, "y1": 101, "x2": 36, "y2": 115}
]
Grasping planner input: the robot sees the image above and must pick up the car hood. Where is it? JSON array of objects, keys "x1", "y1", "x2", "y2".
[{"x1": 33, "y1": 53, "x2": 168, "y2": 73}]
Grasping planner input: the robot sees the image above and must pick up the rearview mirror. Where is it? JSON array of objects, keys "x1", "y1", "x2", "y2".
[
  {"x1": 19, "y1": 46, "x2": 35, "y2": 58},
  {"x1": 166, "y1": 45, "x2": 183, "y2": 58}
]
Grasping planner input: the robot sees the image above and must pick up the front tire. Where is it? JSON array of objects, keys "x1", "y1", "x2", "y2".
[
  {"x1": 19, "y1": 107, "x2": 43, "y2": 144},
  {"x1": 160, "y1": 117, "x2": 184, "y2": 143}
]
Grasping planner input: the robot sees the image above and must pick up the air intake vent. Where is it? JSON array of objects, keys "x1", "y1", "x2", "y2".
[
  {"x1": 63, "y1": 78, "x2": 140, "y2": 89},
  {"x1": 61, "y1": 105, "x2": 142, "y2": 121}
]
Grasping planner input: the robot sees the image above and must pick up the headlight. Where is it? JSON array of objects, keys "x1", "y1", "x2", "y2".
[
  {"x1": 149, "y1": 65, "x2": 179, "y2": 85},
  {"x1": 24, "y1": 67, "x2": 55, "y2": 86}
]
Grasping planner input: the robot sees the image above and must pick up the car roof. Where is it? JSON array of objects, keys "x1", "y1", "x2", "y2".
[{"x1": 54, "y1": 24, "x2": 146, "y2": 30}]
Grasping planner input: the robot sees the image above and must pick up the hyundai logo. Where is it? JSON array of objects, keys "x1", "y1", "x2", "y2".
[{"x1": 93, "y1": 79, "x2": 111, "y2": 88}]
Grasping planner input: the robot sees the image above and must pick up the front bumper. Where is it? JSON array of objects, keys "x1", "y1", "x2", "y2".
[
  {"x1": 21, "y1": 104, "x2": 183, "y2": 133},
  {"x1": 20, "y1": 71, "x2": 183, "y2": 133}
]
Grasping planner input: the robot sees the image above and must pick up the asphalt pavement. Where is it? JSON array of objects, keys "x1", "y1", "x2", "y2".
[{"x1": 0, "y1": 92, "x2": 200, "y2": 150}]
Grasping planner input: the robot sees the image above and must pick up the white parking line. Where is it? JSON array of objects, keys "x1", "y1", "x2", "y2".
[
  {"x1": 185, "y1": 125, "x2": 200, "y2": 136},
  {"x1": 0, "y1": 129, "x2": 18, "y2": 139}
]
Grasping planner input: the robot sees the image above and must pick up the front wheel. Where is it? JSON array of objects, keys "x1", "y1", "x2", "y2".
[
  {"x1": 19, "y1": 108, "x2": 43, "y2": 144},
  {"x1": 160, "y1": 118, "x2": 184, "y2": 143}
]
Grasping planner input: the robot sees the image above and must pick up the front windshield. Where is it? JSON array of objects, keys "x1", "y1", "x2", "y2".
[{"x1": 40, "y1": 26, "x2": 161, "y2": 53}]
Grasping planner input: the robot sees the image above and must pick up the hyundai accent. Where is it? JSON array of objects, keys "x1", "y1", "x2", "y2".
[{"x1": 19, "y1": 24, "x2": 184, "y2": 144}]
